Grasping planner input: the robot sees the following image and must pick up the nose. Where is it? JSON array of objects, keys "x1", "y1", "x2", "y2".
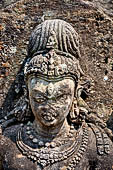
[{"x1": 47, "y1": 83, "x2": 54, "y2": 96}]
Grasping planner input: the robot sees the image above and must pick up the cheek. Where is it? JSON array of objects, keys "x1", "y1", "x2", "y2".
[
  {"x1": 50, "y1": 95, "x2": 73, "y2": 120},
  {"x1": 29, "y1": 97, "x2": 40, "y2": 114},
  {"x1": 58, "y1": 95, "x2": 73, "y2": 109},
  {"x1": 30, "y1": 97, "x2": 49, "y2": 115},
  {"x1": 63, "y1": 96, "x2": 72, "y2": 114}
]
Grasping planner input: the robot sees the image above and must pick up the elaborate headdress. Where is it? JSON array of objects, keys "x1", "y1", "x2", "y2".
[{"x1": 24, "y1": 19, "x2": 84, "y2": 81}]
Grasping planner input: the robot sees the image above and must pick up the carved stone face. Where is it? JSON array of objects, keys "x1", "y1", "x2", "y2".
[{"x1": 28, "y1": 76, "x2": 75, "y2": 127}]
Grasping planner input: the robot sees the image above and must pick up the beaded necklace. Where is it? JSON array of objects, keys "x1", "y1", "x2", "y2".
[{"x1": 16, "y1": 122, "x2": 89, "y2": 168}]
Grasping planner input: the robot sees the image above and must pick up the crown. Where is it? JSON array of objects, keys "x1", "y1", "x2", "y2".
[{"x1": 24, "y1": 49, "x2": 82, "y2": 80}]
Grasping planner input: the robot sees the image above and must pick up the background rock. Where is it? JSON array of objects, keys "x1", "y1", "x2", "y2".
[{"x1": 0, "y1": 0, "x2": 20, "y2": 8}]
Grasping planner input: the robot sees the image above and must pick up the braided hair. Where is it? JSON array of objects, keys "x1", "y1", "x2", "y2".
[{"x1": 27, "y1": 19, "x2": 80, "y2": 59}]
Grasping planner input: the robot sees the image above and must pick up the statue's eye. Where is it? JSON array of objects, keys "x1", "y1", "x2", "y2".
[
  {"x1": 33, "y1": 97, "x2": 46, "y2": 104},
  {"x1": 57, "y1": 94, "x2": 67, "y2": 100}
]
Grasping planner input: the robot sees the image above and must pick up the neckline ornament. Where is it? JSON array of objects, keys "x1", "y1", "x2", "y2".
[
  {"x1": 16, "y1": 122, "x2": 89, "y2": 168},
  {"x1": 25, "y1": 122, "x2": 77, "y2": 148}
]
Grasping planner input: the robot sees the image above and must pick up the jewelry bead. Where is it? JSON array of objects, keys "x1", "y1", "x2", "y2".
[
  {"x1": 49, "y1": 154, "x2": 53, "y2": 159},
  {"x1": 33, "y1": 157, "x2": 37, "y2": 161},
  {"x1": 32, "y1": 138, "x2": 38, "y2": 143},
  {"x1": 36, "y1": 153, "x2": 39, "y2": 158},
  {"x1": 45, "y1": 142, "x2": 50, "y2": 147},
  {"x1": 58, "y1": 153, "x2": 63, "y2": 158},
  {"x1": 77, "y1": 152, "x2": 82, "y2": 157},
  {"x1": 50, "y1": 142, "x2": 56, "y2": 148},
  {"x1": 40, "y1": 160, "x2": 47, "y2": 167},
  {"x1": 69, "y1": 130, "x2": 75, "y2": 134},
  {"x1": 80, "y1": 147, "x2": 86, "y2": 152},
  {"x1": 29, "y1": 135, "x2": 33, "y2": 139},
  {"x1": 26, "y1": 127, "x2": 30, "y2": 130},
  {"x1": 63, "y1": 155, "x2": 67, "y2": 159},
  {"x1": 26, "y1": 131, "x2": 31, "y2": 135},
  {"x1": 70, "y1": 125, "x2": 75, "y2": 130},
  {"x1": 69, "y1": 133, "x2": 73, "y2": 137},
  {"x1": 27, "y1": 121, "x2": 32, "y2": 126},
  {"x1": 51, "y1": 159, "x2": 54, "y2": 163},
  {"x1": 54, "y1": 154, "x2": 58, "y2": 159},
  {"x1": 38, "y1": 141, "x2": 44, "y2": 146},
  {"x1": 75, "y1": 156, "x2": 80, "y2": 161},
  {"x1": 44, "y1": 154, "x2": 49, "y2": 160}
]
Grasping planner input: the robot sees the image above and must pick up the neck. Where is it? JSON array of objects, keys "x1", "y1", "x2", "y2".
[{"x1": 32, "y1": 119, "x2": 70, "y2": 140}]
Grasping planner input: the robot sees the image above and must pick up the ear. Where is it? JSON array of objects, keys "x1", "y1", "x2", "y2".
[
  {"x1": 75, "y1": 85, "x2": 83, "y2": 99},
  {"x1": 75, "y1": 80, "x2": 91, "y2": 99},
  {"x1": 69, "y1": 97, "x2": 79, "y2": 123}
]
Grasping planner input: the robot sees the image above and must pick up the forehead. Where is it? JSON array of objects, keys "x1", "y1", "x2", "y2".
[{"x1": 28, "y1": 76, "x2": 75, "y2": 89}]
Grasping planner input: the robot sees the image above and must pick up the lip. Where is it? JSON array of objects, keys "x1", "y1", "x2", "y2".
[
  {"x1": 41, "y1": 110, "x2": 59, "y2": 116},
  {"x1": 41, "y1": 111, "x2": 58, "y2": 122},
  {"x1": 43, "y1": 115, "x2": 55, "y2": 122}
]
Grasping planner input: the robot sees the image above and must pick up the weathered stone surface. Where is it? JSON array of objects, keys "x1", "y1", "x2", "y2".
[
  {"x1": 90, "y1": 0, "x2": 113, "y2": 17},
  {"x1": 0, "y1": 8, "x2": 113, "y2": 169},
  {"x1": 0, "y1": 0, "x2": 20, "y2": 8}
]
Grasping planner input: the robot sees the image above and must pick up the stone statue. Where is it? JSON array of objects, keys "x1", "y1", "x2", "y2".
[{"x1": 0, "y1": 19, "x2": 113, "y2": 170}]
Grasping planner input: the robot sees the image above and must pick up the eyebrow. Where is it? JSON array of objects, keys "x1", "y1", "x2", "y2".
[
  {"x1": 57, "y1": 84, "x2": 70, "y2": 91},
  {"x1": 31, "y1": 89, "x2": 47, "y2": 98}
]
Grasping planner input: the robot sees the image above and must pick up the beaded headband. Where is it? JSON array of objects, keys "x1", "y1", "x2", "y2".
[{"x1": 24, "y1": 49, "x2": 83, "y2": 81}]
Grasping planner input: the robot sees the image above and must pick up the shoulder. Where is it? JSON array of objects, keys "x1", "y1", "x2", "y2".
[
  {"x1": 87, "y1": 123, "x2": 113, "y2": 169},
  {"x1": 0, "y1": 124, "x2": 22, "y2": 147},
  {"x1": 0, "y1": 125, "x2": 20, "y2": 158},
  {"x1": 3, "y1": 124, "x2": 22, "y2": 143}
]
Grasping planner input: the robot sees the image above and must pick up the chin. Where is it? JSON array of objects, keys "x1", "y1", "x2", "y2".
[{"x1": 41, "y1": 118, "x2": 58, "y2": 127}]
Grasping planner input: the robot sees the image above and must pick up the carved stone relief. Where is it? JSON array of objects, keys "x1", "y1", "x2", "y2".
[{"x1": 0, "y1": 19, "x2": 113, "y2": 170}]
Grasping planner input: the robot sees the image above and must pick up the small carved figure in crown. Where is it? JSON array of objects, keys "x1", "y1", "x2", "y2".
[{"x1": 46, "y1": 31, "x2": 58, "y2": 49}]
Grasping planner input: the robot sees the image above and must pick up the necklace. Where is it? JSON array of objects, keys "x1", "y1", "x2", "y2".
[
  {"x1": 16, "y1": 122, "x2": 89, "y2": 168},
  {"x1": 25, "y1": 122, "x2": 76, "y2": 148},
  {"x1": 67, "y1": 123, "x2": 89, "y2": 170}
]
